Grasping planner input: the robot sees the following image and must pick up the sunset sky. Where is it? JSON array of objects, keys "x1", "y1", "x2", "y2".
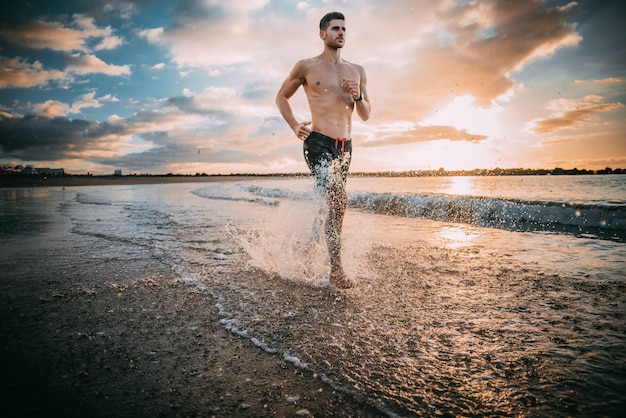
[{"x1": 1, "y1": 0, "x2": 624, "y2": 175}]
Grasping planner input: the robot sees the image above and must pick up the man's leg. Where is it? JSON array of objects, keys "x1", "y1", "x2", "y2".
[
  {"x1": 305, "y1": 137, "x2": 353, "y2": 288},
  {"x1": 325, "y1": 173, "x2": 353, "y2": 288}
]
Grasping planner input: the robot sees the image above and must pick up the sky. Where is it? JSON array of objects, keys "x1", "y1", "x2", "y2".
[{"x1": 0, "y1": 0, "x2": 624, "y2": 175}]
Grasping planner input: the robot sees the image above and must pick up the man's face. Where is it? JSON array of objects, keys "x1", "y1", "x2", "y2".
[{"x1": 321, "y1": 19, "x2": 346, "y2": 49}]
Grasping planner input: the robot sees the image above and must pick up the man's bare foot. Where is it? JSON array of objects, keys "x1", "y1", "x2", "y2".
[{"x1": 330, "y1": 267, "x2": 354, "y2": 289}]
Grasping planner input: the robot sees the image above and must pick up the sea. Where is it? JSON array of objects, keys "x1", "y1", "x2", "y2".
[{"x1": 2, "y1": 174, "x2": 625, "y2": 417}]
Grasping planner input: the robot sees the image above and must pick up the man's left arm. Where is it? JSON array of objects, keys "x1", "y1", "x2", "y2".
[{"x1": 355, "y1": 66, "x2": 371, "y2": 121}]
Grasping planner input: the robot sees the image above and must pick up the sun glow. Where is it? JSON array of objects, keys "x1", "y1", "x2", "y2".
[
  {"x1": 444, "y1": 176, "x2": 478, "y2": 196},
  {"x1": 423, "y1": 141, "x2": 499, "y2": 170},
  {"x1": 436, "y1": 225, "x2": 478, "y2": 249},
  {"x1": 423, "y1": 94, "x2": 504, "y2": 138}
]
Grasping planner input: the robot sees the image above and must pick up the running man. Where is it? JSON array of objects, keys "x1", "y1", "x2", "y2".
[{"x1": 276, "y1": 11, "x2": 371, "y2": 288}]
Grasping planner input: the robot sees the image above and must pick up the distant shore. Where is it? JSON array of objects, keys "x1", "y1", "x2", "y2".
[{"x1": 1, "y1": 167, "x2": 625, "y2": 188}]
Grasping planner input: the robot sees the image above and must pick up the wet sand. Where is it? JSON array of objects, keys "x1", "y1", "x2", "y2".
[
  {"x1": 0, "y1": 192, "x2": 382, "y2": 417},
  {"x1": 4, "y1": 177, "x2": 624, "y2": 417}
]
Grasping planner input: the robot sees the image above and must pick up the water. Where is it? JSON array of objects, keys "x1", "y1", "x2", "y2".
[{"x1": 1, "y1": 175, "x2": 625, "y2": 417}]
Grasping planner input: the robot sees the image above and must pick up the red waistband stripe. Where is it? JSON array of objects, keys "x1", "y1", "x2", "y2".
[{"x1": 335, "y1": 137, "x2": 347, "y2": 155}]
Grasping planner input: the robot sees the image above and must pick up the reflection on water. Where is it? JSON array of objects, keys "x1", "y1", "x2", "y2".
[
  {"x1": 436, "y1": 225, "x2": 477, "y2": 248},
  {"x1": 0, "y1": 187, "x2": 69, "y2": 235},
  {"x1": 444, "y1": 176, "x2": 477, "y2": 196}
]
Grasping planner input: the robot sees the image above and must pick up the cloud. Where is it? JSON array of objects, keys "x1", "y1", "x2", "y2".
[
  {"x1": 526, "y1": 95, "x2": 624, "y2": 134},
  {"x1": 93, "y1": 35, "x2": 124, "y2": 51},
  {"x1": 139, "y1": 1, "x2": 316, "y2": 75},
  {"x1": 0, "y1": 53, "x2": 130, "y2": 89},
  {"x1": 138, "y1": 27, "x2": 163, "y2": 43},
  {"x1": 0, "y1": 14, "x2": 121, "y2": 53},
  {"x1": 103, "y1": 2, "x2": 138, "y2": 20},
  {"x1": 363, "y1": 124, "x2": 488, "y2": 147},
  {"x1": 401, "y1": 0, "x2": 582, "y2": 107},
  {"x1": 65, "y1": 54, "x2": 131, "y2": 76},
  {"x1": 0, "y1": 13, "x2": 129, "y2": 89},
  {"x1": 0, "y1": 56, "x2": 67, "y2": 88},
  {"x1": 33, "y1": 101, "x2": 69, "y2": 118},
  {"x1": 96, "y1": 139, "x2": 261, "y2": 173},
  {"x1": 70, "y1": 92, "x2": 119, "y2": 114},
  {"x1": 574, "y1": 77, "x2": 624, "y2": 85},
  {"x1": 0, "y1": 19, "x2": 87, "y2": 51},
  {"x1": 0, "y1": 113, "x2": 127, "y2": 161}
]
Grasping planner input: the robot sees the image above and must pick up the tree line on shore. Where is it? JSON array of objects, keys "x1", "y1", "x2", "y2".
[
  {"x1": 1, "y1": 166, "x2": 624, "y2": 178},
  {"x1": 351, "y1": 166, "x2": 625, "y2": 177}
]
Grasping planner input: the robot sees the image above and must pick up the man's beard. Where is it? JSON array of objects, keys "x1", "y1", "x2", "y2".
[{"x1": 328, "y1": 40, "x2": 344, "y2": 49}]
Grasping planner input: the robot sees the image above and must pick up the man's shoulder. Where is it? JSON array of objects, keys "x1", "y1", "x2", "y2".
[
  {"x1": 295, "y1": 55, "x2": 323, "y2": 68},
  {"x1": 292, "y1": 56, "x2": 327, "y2": 78},
  {"x1": 341, "y1": 59, "x2": 365, "y2": 72}
]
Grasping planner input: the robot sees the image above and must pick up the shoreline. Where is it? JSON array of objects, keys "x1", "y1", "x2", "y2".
[
  {"x1": 0, "y1": 175, "x2": 277, "y2": 188},
  {"x1": 0, "y1": 189, "x2": 383, "y2": 417}
]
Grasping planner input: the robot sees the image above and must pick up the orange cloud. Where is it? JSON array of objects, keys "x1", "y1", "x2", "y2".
[
  {"x1": 65, "y1": 54, "x2": 131, "y2": 76},
  {"x1": 527, "y1": 96, "x2": 624, "y2": 134},
  {"x1": 34, "y1": 100, "x2": 69, "y2": 118},
  {"x1": 0, "y1": 14, "x2": 129, "y2": 89},
  {"x1": 393, "y1": 1, "x2": 582, "y2": 109},
  {"x1": 0, "y1": 56, "x2": 67, "y2": 88},
  {"x1": 0, "y1": 15, "x2": 119, "y2": 53},
  {"x1": 0, "y1": 54, "x2": 129, "y2": 89},
  {"x1": 363, "y1": 125, "x2": 488, "y2": 147},
  {"x1": 574, "y1": 77, "x2": 624, "y2": 85}
]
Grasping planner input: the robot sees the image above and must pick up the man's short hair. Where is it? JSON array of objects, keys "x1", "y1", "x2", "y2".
[{"x1": 319, "y1": 12, "x2": 345, "y2": 31}]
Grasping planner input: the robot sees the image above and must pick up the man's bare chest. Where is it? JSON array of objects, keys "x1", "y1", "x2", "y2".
[{"x1": 305, "y1": 64, "x2": 359, "y2": 95}]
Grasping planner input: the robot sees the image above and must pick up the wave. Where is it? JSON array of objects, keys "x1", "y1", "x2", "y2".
[
  {"x1": 75, "y1": 192, "x2": 112, "y2": 205},
  {"x1": 349, "y1": 192, "x2": 626, "y2": 242},
  {"x1": 242, "y1": 185, "x2": 626, "y2": 242},
  {"x1": 192, "y1": 187, "x2": 279, "y2": 206}
]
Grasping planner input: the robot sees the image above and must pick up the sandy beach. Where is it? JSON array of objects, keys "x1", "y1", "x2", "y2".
[
  {"x1": 0, "y1": 181, "x2": 382, "y2": 417},
  {"x1": 1, "y1": 272, "x2": 381, "y2": 417},
  {"x1": 2, "y1": 176, "x2": 624, "y2": 417}
]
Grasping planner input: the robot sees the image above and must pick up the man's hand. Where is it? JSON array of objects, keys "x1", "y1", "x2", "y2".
[
  {"x1": 341, "y1": 77, "x2": 360, "y2": 100},
  {"x1": 293, "y1": 121, "x2": 312, "y2": 141}
]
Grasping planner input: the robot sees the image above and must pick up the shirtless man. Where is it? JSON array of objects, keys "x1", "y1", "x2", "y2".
[{"x1": 276, "y1": 11, "x2": 371, "y2": 288}]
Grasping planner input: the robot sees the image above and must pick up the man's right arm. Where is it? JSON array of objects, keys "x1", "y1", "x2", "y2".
[{"x1": 276, "y1": 61, "x2": 311, "y2": 140}]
